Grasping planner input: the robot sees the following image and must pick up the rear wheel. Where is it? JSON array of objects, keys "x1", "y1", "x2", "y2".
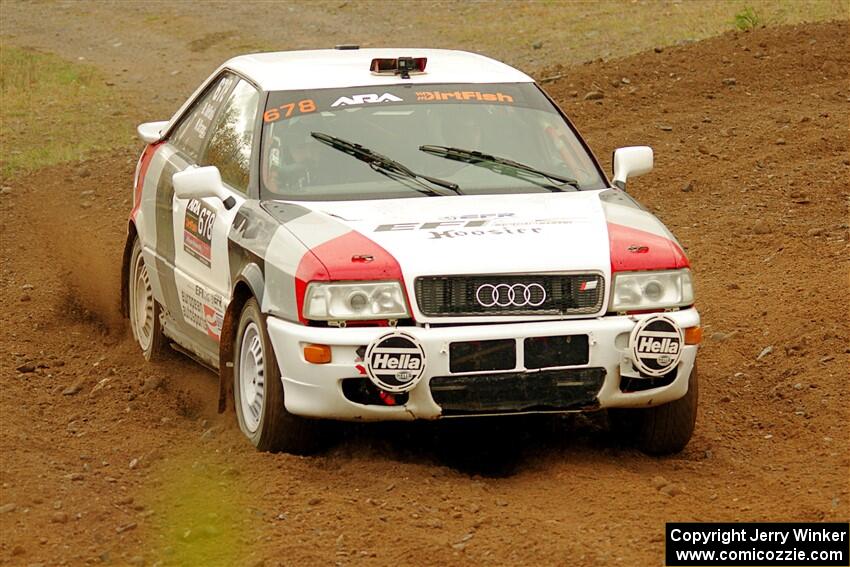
[
  {"x1": 128, "y1": 237, "x2": 165, "y2": 361},
  {"x1": 610, "y1": 364, "x2": 699, "y2": 455},
  {"x1": 233, "y1": 298, "x2": 324, "y2": 454}
]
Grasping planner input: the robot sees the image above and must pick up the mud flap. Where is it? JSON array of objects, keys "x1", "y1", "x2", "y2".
[
  {"x1": 217, "y1": 307, "x2": 237, "y2": 413},
  {"x1": 120, "y1": 223, "x2": 137, "y2": 319}
]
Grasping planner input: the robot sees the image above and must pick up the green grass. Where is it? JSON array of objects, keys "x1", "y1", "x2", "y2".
[
  {"x1": 391, "y1": 0, "x2": 848, "y2": 68},
  {"x1": 0, "y1": 45, "x2": 136, "y2": 179},
  {"x1": 1, "y1": 0, "x2": 846, "y2": 179},
  {"x1": 141, "y1": 453, "x2": 250, "y2": 566},
  {"x1": 132, "y1": 0, "x2": 848, "y2": 73},
  {"x1": 734, "y1": 6, "x2": 763, "y2": 30}
]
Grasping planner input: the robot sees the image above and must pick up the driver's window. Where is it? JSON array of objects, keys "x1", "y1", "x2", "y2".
[
  {"x1": 170, "y1": 73, "x2": 237, "y2": 162},
  {"x1": 202, "y1": 79, "x2": 260, "y2": 194}
]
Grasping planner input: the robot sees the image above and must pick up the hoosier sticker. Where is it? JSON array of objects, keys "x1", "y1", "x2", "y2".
[
  {"x1": 183, "y1": 199, "x2": 216, "y2": 267},
  {"x1": 629, "y1": 315, "x2": 684, "y2": 377},
  {"x1": 364, "y1": 332, "x2": 426, "y2": 393}
]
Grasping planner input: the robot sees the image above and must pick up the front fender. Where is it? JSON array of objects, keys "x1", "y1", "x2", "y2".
[
  {"x1": 237, "y1": 263, "x2": 265, "y2": 308},
  {"x1": 218, "y1": 263, "x2": 265, "y2": 413}
]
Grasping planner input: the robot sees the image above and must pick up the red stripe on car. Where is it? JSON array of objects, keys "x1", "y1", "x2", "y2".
[
  {"x1": 294, "y1": 230, "x2": 407, "y2": 323},
  {"x1": 131, "y1": 142, "x2": 163, "y2": 221},
  {"x1": 607, "y1": 222, "x2": 689, "y2": 272}
]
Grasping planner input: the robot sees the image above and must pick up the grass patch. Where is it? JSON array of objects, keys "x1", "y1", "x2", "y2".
[
  {"x1": 415, "y1": 0, "x2": 847, "y2": 66},
  {"x1": 0, "y1": 45, "x2": 136, "y2": 179},
  {"x1": 141, "y1": 453, "x2": 251, "y2": 566},
  {"x1": 735, "y1": 6, "x2": 763, "y2": 30},
  {"x1": 289, "y1": 0, "x2": 847, "y2": 70}
]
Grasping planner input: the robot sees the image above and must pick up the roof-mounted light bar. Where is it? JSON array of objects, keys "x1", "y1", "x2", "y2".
[{"x1": 370, "y1": 57, "x2": 427, "y2": 79}]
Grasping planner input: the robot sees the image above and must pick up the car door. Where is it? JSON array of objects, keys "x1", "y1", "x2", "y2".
[
  {"x1": 139, "y1": 73, "x2": 237, "y2": 365},
  {"x1": 171, "y1": 77, "x2": 262, "y2": 359}
]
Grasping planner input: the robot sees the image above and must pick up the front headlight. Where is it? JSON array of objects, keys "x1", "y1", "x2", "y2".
[
  {"x1": 609, "y1": 269, "x2": 694, "y2": 312},
  {"x1": 303, "y1": 281, "x2": 410, "y2": 321}
]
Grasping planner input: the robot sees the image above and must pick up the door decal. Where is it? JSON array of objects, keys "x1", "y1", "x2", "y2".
[
  {"x1": 178, "y1": 280, "x2": 225, "y2": 342},
  {"x1": 183, "y1": 199, "x2": 217, "y2": 267}
]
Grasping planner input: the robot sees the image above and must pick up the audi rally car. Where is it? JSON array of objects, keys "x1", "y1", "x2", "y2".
[{"x1": 122, "y1": 48, "x2": 700, "y2": 455}]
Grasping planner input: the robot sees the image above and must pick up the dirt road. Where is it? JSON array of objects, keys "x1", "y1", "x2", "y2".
[{"x1": 1, "y1": 5, "x2": 848, "y2": 566}]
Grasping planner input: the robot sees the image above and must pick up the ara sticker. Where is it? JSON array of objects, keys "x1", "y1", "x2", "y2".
[{"x1": 330, "y1": 93, "x2": 403, "y2": 108}]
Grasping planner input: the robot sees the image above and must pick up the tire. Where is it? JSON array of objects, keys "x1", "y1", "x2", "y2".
[
  {"x1": 610, "y1": 364, "x2": 699, "y2": 455},
  {"x1": 128, "y1": 237, "x2": 165, "y2": 361},
  {"x1": 233, "y1": 298, "x2": 324, "y2": 454}
]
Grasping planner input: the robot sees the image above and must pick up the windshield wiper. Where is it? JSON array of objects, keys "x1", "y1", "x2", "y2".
[
  {"x1": 419, "y1": 145, "x2": 580, "y2": 191},
  {"x1": 311, "y1": 132, "x2": 461, "y2": 196}
]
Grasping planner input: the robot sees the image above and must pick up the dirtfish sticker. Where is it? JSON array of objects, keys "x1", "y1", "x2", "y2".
[
  {"x1": 183, "y1": 199, "x2": 216, "y2": 267},
  {"x1": 415, "y1": 90, "x2": 514, "y2": 103}
]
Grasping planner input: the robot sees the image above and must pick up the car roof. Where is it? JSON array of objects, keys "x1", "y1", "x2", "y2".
[{"x1": 224, "y1": 48, "x2": 534, "y2": 91}]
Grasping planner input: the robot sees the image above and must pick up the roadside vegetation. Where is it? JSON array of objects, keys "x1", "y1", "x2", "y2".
[
  {"x1": 0, "y1": 0, "x2": 845, "y2": 179},
  {"x1": 226, "y1": 0, "x2": 848, "y2": 68},
  {"x1": 734, "y1": 6, "x2": 763, "y2": 30},
  {"x1": 0, "y1": 46, "x2": 135, "y2": 179}
]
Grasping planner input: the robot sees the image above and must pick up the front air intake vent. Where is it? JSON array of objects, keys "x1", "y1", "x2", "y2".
[{"x1": 414, "y1": 274, "x2": 604, "y2": 317}]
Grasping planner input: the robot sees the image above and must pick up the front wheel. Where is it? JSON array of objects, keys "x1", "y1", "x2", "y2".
[
  {"x1": 128, "y1": 237, "x2": 165, "y2": 361},
  {"x1": 233, "y1": 298, "x2": 325, "y2": 454},
  {"x1": 610, "y1": 364, "x2": 699, "y2": 455}
]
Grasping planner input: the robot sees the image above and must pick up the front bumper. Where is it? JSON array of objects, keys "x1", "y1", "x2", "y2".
[{"x1": 266, "y1": 309, "x2": 699, "y2": 421}]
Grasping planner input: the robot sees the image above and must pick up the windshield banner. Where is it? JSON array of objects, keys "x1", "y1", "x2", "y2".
[{"x1": 263, "y1": 83, "x2": 551, "y2": 124}]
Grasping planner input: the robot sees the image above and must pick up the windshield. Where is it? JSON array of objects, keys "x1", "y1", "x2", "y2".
[{"x1": 261, "y1": 83, "x2": 606, "y2": 201}]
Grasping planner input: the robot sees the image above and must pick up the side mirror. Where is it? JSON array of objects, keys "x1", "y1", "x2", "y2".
[
  {"x1": 612, "y1": 146, "x2": 653, "y2": 190},
  {"x1": 137, "y1": 121, "x2": 169, "y2": 144},
  {"x1": 172, "y1": 166, "x2": 236, "y2": 209}
]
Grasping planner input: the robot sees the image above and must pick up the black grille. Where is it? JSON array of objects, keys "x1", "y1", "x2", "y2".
[
  {"x1": 524, "y1": 335, "x2": 589, "y2": 369},
  {"x1": 415, "y1": 274, "x2": 604, "y2": 317},
  {"x1": 430, "y1": 368, "x2": 605, "y2": 414},
  {"x1": 450, "y1": 339, "x2": 516, "y2": 373}
]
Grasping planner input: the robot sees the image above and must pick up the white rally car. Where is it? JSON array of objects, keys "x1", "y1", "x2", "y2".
[{"x1": 122, "y1": 48, "x2": 701, "y2": 455}]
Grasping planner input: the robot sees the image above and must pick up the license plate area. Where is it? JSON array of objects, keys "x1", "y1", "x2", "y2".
[
  {"x1": 430, "y1": 368, "x2": 605, "y2": 414},
  {"x1": 449, "y1": 339, "x2": 516, "y2": 373},
  {"x1": 524, "y1": 335, "x2": 589, "y2": 369}
]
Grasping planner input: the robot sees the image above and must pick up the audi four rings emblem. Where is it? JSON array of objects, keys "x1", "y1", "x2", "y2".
[{"x1": 475, "y1": 283, "x2": 547, "y2": 307}]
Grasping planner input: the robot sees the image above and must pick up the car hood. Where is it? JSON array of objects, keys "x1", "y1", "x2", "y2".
[
  {"x1": 311, "y1": 191, "x2": 611, "y2": 277},
  {"x1": 263, "y1": 189, "x2": 689, "y2": 323}
]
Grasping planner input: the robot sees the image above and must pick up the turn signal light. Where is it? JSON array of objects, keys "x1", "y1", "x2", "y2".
[
  {"x1": 684, "y1": 326, "x2": 703, "y2": 345},
  {"x1": 304, "y1": 344, "x2": 332, "y2": 364}
]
